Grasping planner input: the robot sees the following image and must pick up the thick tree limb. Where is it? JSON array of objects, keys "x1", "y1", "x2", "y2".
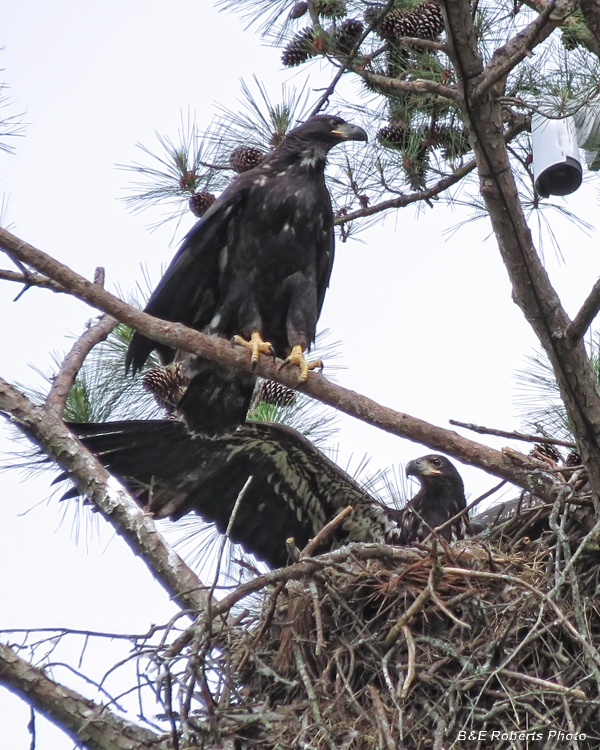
[
  {"x1": 0, "y1": 378, "x2": 217, "y2": 616},
  {"x1": 0, "y1": 226, "x2": 564, "y2": 501},
  {"x1": 442, "y1": 0, "x2": 600, "y2": 499},
  {"x1": 567, "y1": 277, "x2": 600, "y2": 341},
  {"x1": 473, "y1": 2, "x2": 564, "y2": 101},
  {"x1": 45, "y1": 315, "x2": 118, "y2": 415},
  {"x1": 0, "y1": 644, "x2": 165, "y2": 750},
  {"x1": 522, "y1": 0, "x2": 600, "y2": 56},
  {"x1": 581, "y1": 0, "x2": 600, "y2": 50}
]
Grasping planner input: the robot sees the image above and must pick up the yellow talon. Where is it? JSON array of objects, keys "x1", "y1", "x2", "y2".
[
  {"x1": 282, "y1": 344, "x2": 323, "y2": 383},
  {"x1": 233, "y1": 331, "x2": 274, "y2": 364}
]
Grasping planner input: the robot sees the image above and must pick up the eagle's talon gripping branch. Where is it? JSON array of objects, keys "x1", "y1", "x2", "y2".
[
  {"x1": 232, "y1": 331, "x2": 275, "y2": 365},
  {"x1": 281, "y1": 344, "x2": 323, "y2": 383}
]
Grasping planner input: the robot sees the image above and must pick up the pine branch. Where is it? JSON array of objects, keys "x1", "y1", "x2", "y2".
[
  {"x1": 357, "y1": 68, "x2": 458, "y2": 101},
  {"x1": 0, "y1": 644, "x2": 166, "y2": 750},
  {"x1": 523, "y1": 0, "x2": 600, "y2": 56},
  {"x1": 473, "y1": 1, "x2": 564, "y2": 102},
  {"x1": 45, "y1": 315, "x2": 118, "y2": 415},
  {"x1": 0, "y1": 376, "x2": 216, "y2": 617},
  {"x1": 335, "y1": 117, "x2": 527, "y2": 225},
  {"x1": 0, "y1": 226, "x2": 563, "y2": 501}
]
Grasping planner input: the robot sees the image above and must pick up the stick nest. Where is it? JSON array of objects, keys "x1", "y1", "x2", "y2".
[{"x1": 178, "y1": 495, "x2": 600, "y2": 749}]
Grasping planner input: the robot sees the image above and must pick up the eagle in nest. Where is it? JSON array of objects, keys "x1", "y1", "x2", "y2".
[
  {"x1": 125, "y1": 115, "x2": 368, "y2": 435},
  {"x1": 69, "y1": 420, "x2": 469, "y2": 568}
]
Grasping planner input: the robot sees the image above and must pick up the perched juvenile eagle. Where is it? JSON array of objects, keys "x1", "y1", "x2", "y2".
[
  {"x1": 69, "y1": 420, "x2": 468, "y2": 568},
  {"x1": 126, "y1": 115, "x2": 368, "y2": 435}
]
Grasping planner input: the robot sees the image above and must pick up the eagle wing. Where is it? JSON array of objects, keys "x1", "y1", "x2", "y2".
[
  {"x1": 125, "y1": 186, "x2": 248, "y2": 372},
  {"x1": 69, "y1": 419, "x2": 400, "y2": 568}
]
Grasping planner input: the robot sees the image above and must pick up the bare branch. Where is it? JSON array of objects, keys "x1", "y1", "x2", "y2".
[
  {"x1": 45, "y1": 315, "x2": 119, "y2": 415},
  {"x1": 0, "y1": 226, "x2": 564, "y2": 501},
  {"x1": 449, "y1": 419, "x2": 577, "y2": 448},
  {"x1": 0, "y1": 644, "x2": 165, "y2": 750},
  {"x1": 567, "y1": 277, "x2": 600, "y2": 341},
  {"x1": 300, "y1": 505, "x2": 354, "y2": 559},
  {"x1": 0, "y1": 268, "x2": 65, "y2": 294},
  {"x1": 335, "y1": 159, "x2": 476, "y2": 225},
  {"x1": 0, "y1": 377, "x2": 216, "y2": 616}
]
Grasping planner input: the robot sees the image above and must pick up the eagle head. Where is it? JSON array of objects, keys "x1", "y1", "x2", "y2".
[{"x1": 286, "y1": 114, "x2": 368, "y2": 153}]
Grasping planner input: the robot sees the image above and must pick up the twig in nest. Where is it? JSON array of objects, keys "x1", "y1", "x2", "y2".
[
  {"x1": 430, "y1": 589, "x2": 471, "y2": 629},
  {"x1": 498, "y1": 668, "x2": 587, "y2": 700},
  {"x1": 236, "y1": 581, "x2": 287, "y2": 673},
  {"x1": 399, "y1": 625, "x2": 416, "y2": 699},
  {"x1": 367, "y1": 685, "x2": 395, "y2": 750},
  {"x1": 385, "y1": 549, "x2": 444, "y2": 650},
  {"x1": 443, "y1": 566, "x2": 600, "y2": 669},
  {"x1": 286, "y1": 537, "x2": 301, "y2": 562},
  {"x1": 293, "y1": 644, "x2": 337, "y2": 750},
  {"x1": 300, "y1": 505, "x2": 353, "y2": 559},
  {"x1": 309, "y1": 581, "x2": 325, "y2": 657}
]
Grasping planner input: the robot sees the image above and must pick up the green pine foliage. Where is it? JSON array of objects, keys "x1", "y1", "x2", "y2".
[{"x1": 119, "y1": 2, "x2": 600, "y2": 240}]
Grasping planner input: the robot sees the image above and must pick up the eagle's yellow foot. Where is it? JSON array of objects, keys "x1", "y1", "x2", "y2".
[
  {"x1": 233, "y1": 331, "x2": 275, "y2": 365},
  {"x1": 281, "y1": 344, "x2": 323, "y2": 383}
]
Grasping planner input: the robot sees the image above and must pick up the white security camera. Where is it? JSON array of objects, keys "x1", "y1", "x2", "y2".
[{"x1": 532, "y1": 112, "x2": 582, "y2": 198}]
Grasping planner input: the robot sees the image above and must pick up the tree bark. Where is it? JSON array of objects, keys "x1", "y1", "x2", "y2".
[
  {"x1": 442, "y1": 0, "x2": 600, "y2": 500},
  {"x1": 0, "y1": 644, "x2": 165, "y2": 750}
]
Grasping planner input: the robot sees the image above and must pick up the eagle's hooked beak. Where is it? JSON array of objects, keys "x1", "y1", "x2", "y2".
[
  {"x1": 332, "y1": 123, "x2": 368, "y2": 142},
  {"x1": 406, "y1": 458, "x2": 442, "y2": 477}
]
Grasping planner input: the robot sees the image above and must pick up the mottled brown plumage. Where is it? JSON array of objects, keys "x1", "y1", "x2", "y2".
[{"x1": 68, "y1": 420, "x2": 468, "y2": 568}]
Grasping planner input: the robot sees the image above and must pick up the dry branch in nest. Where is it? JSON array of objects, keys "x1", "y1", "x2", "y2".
[{"x1": 156, "y1": 493, "x2": 600, "y2": 749}]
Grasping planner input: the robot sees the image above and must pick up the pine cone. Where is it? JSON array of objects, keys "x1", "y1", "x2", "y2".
[
  {"x1": 229, "y1": 146, "x2": 264, "y2": 173},
  {"x1": 189, "y1": 191, "x2": 216, "y2": 218},
  {"x1": 403, "y1": 143, "x2": 430, "y2": 190},
  {"x1": 533, "y1": 442, "x2": 562, "y2": 464},
  {"x1": 289, "y1": 1, "x2": 309, "y2": 19},
  {"x1": 565, "y1": 449, "x2": 582, "y2": 467},
  {"x1": 179, "y1": 170, "x2": 198, "y2": 192},
  {"x1": 377, "y1": 8, "x2": 405, "y2": 39},
  {"x1": 333, "y1": 18, "x2": 364, "y2": 56},
  {"x1": 378, "y1": 122, "x2": 411, "y2": 150},
  {"x1": 258, "y1": 379, "x2": 297, "y2": 407},
  {"x1": 143, "y1": 364, "x2": 187, "y2": 411},
  {"x1": 392, "y1": 2, "x2": 444, "y2": 41},
  {"x1": 314, "y1": 0, "x2": 346, "y2": 18},
  {"x1": 281, "y1": 27, "x2": 325, "y2": 67}
]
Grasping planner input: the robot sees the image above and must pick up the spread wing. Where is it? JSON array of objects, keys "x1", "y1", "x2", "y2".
[{"x1": 68, "y1": 420, "x2": 401, "y2": 568}]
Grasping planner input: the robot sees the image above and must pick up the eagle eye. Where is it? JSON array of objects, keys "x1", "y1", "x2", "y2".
[
  {"x1": 330, "y1": 117, "x2": 341, "y2": 128},
  {"x1": 431, "y1": 457, "x2": 442, "y2": 467}
]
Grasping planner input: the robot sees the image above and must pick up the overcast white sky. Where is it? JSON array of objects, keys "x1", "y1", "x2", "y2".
[{"x1": 2, "y1": 1, "x2": 600, "y2": 746}]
